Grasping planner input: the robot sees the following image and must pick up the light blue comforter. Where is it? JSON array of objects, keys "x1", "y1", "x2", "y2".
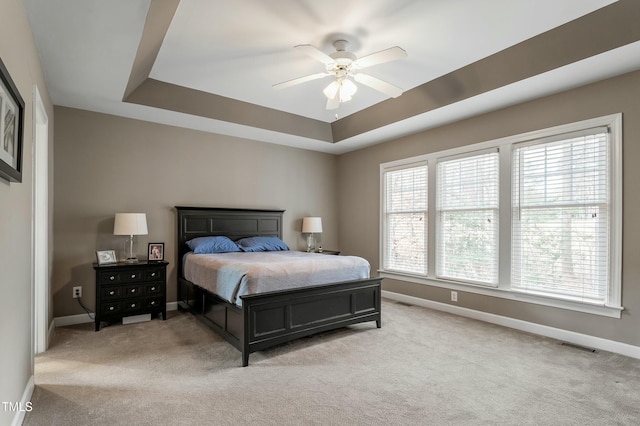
[{"x1": 183, "y1": 251, "x2": 370, "y2": 307}]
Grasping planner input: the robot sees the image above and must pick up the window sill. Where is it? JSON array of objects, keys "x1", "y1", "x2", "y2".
[{"x1": 379, "y1": 270, "x2": 624, "y2": 319}]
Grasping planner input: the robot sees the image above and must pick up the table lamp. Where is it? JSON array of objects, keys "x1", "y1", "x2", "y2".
[
  {"x1": 302, "y1": 217, "x2": 322, "y2": 252},
  {"x1": 113, "y1": 213, "x2": 148, "y2": 263}
]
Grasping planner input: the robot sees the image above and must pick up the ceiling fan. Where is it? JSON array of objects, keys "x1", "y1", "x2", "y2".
[{"x1": 273, "y1": 40, "x2": 407, "y2": 110}]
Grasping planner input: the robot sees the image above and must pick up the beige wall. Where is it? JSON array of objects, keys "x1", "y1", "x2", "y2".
[
  {"x1": 338, "y1": 70, "x2": 640, "y2": 347},
  {"x1": 0, "y1": 0, "x2": 55, "y2": 424},
  {"x1": 53, "y1": 72, "x2": 640, "y2": 349},
  {"x1": 53, "y1": 107, "x2": 338, "y2": 317}
]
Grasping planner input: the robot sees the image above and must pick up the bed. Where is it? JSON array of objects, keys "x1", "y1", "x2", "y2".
[{"x1": 176, "y1": 206, "x2": 382, "y2": 366}]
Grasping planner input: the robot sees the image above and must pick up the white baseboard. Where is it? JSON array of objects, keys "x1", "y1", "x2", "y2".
[
  {"x1": 54, "y1": 312, "x2": 93, "y2": 327},
  {"x1": 54, "y1": 302, "x2": 179, "y2": 328},
  {"x1": 11, "y1": 376, "x2": 34, "y2": 426},
  {"x1": 382, "y1": 290, "x2": 640, "y2": 360}
]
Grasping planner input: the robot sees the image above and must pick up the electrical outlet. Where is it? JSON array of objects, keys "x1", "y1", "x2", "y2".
[
  {"x1": 451, "y1": 291, "x2": 458, "y2": 302},
  {"x1": 73, "y1": 286, "x2": 82, "y2": 298}
]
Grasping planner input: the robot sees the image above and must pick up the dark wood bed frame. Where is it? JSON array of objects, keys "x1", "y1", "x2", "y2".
[{"x1": 176, "y1": 206, "x2": 382, "y2": 366}]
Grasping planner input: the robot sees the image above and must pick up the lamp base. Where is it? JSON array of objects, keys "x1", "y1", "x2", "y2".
[
  {"x1": 306, "y1": 234, "x2": 316, "y2": 252},
  {"x1": 123, "y1": 235, "x2": 138, "y2": 263}
]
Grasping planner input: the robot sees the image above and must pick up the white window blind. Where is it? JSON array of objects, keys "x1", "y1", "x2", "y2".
[
  {"x1": 512, "y1": 128, "x2": 610, "y2": 303},
  {"x1": 380, "y1": 114, "x2": 621, "y2": 317},
  {"x1": 436, "y1": 150, "x2": 499, "y2": 285},
  {"x1": 383, "y1": 164, "x2": 428, "y2": 275}
]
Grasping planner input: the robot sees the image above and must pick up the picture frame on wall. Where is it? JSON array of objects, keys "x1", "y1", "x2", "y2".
[
  {"x1": 0, "y1": 57, "x2": 24, "y2": 183},
  {"x1": 148, "y1": 243, "x2": 164, "y2": 262},
  {"x1": 96, "y1": 250, "x2": 117, "y2": 266}
]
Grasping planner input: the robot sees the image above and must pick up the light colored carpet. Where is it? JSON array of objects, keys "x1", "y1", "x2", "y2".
[{"x1": 25, "y1": 300, "x2": 640, "y2": 425}]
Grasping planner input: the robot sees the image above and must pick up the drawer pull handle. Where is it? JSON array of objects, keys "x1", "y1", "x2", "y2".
[
  {"x1": 109, "y1": 306, "x2": 114, "y2": 311},
  {"x1": 131, "y1": 274, "x2": 136, "y2": 279},
  {"x1": 109, "y1": 276, "x2": 115, "y2": 281},
  {"x1": 131, "y1": 304, "x2": 136, "y2": 308},
  {"x1": 151, "y1": 301, "x2": 155, "y2": 305},
  {"x1": 130, "y1": 289, "x2": 136, "y2": 293},
  {"x1": 151, "y1": 286, "x2": 156, "y2": 291},
  {"x1": 151, "y1": 272, "x2": 156, "y2": 277},
  {"x1": 109, "y1": 291, "x2": 115, "y2": 295}
]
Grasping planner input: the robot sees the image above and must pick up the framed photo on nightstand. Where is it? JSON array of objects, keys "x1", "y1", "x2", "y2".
[
  {"x1": 96, "y1": 250, "x2": 117, "y2": 265},
  {"x1": 148, "y1": 243, "x2": 164, "y2": 261}
]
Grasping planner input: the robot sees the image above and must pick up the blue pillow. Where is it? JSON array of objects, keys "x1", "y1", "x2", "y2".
[
  {"x1": 186, "y1": 236, "x2": 241, "y2": 254},
  {"x1": 236, "y1": 236, "x2": 289, "y2": 252}
]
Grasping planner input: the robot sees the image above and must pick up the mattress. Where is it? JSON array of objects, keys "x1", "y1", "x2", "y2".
[{"x1": 183, "y1": 251, "x2": 371, "y2": 307}]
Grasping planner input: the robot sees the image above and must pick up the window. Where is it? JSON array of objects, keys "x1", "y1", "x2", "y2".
[
  {"x1": 512, "y1": 129, "x2": 610, "y2": 304},
  {"x1": 382, "y1": 163, "x2": 428, "y2": 275},
  {"x1": 380, "y1": 114, "x2": 622, "y2": 317},
  {"x1": 437, "y1": 150, "x2": 499, "y2": 285}
]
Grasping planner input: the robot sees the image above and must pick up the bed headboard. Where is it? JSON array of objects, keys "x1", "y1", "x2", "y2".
[{"x1": 175, "y1": 206, "x2": 285, "y2": 278}]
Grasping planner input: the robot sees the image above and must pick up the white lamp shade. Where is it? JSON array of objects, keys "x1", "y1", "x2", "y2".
[
  {"x1": 323, "y1": 81, "x2": 339, "y2": 99},
  {"x1": 340, "y1": 79, "x2": 357, "y2": 100},
  {"x1": 302, "y1": 217, "x2": 322, "y2": 233},
  {"x1": 113, "y1": 213, "x2": 148, "y2": 236},
  {"x1": 323, "y1": 79, "x2": 358, "y2": 103}
]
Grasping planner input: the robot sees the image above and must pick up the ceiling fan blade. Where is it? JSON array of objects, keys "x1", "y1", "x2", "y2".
[
  {"x1": 355, "y1": 46, "x2": 407, "y2": 69},
  {"x1": 273, "y1": 72, "x2": 330, "y2": 90},
  {"x1": 294, "y1": 44, "x2": 335, "y2": 65},
  {"x1": 354, "y1": 73, "x2": 404, "y2": 98},
  {"x1": 325, "y1": 92, "x2": 340, "y2": 110}
]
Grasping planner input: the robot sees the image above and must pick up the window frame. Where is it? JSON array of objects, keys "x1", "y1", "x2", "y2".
[
  {"x1": 511, "y1": 129, "x2": 611, "y2": 303},
  {"x1": 381, "y1": 161, "x2": 429, "y2": 275},
  {"x1": 379, "y1": 114, "x2": 623, "y2": 318},
  {"x1": 435, "y1": 148, "x2": 500, "y2": 286}
]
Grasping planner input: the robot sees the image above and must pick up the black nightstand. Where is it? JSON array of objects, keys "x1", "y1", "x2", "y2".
[
  {"x1": 317, "y1": 249, "x2": 340, "y2": 255},
  {"x1": 93, "y1": 261, "x2": 168, "y2": 331}
]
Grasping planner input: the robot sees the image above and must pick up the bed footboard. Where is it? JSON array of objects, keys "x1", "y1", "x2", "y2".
[
  {"x1": 240, "y1": 277, "x2": 382, "y2": 366},
  {"x1": 179, "y1": 276, "x2": 382, "y2": 366}
]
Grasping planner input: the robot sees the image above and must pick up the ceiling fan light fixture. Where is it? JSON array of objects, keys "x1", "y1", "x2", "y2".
[
  {"x1": 275, "y1": 40, "x2": 407, "y2": 110},
  {"x1": 323, "y1": 80, "x2": 339, "y2": 99},
  {"x1": 323, "y1": 78, "x2": 357, "y2": 103},
  {"x1": 340, "y1": 79, "x2": 357, "y2": 100}
]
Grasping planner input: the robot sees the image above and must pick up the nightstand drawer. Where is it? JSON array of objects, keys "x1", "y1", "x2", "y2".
[
  {"x1": 145, "y1": 297, "x2": 164, "y2": 309},
  {"x1": 145, "y1": 283, "x2": 163, "y2": 295},
  {"x1": 123, "y1": 271, "x2": 144, "y2": 282},
  {"x1": 99, "y1": 271, "x2": 122, "y2": 285},
  {"x1": 145, "y1": 268, "x2": 165, "y2": 281},
  {"x1": 102, "y1": 302, "x2": 123, "y2": 315},
  {"x1": 102, "y1": 286, "x2": 123, "y2": 300},
  {"x1": 125, "y1": 284, "x2": 143, "y2": 297},
  {"x1": 125, "y1": 300, "x2": 141, "y2": 312}
]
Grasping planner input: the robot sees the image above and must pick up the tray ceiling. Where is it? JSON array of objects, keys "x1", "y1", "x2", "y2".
[{"x1": 24, "y1": 0, "x2": 640, "y2": 153}]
